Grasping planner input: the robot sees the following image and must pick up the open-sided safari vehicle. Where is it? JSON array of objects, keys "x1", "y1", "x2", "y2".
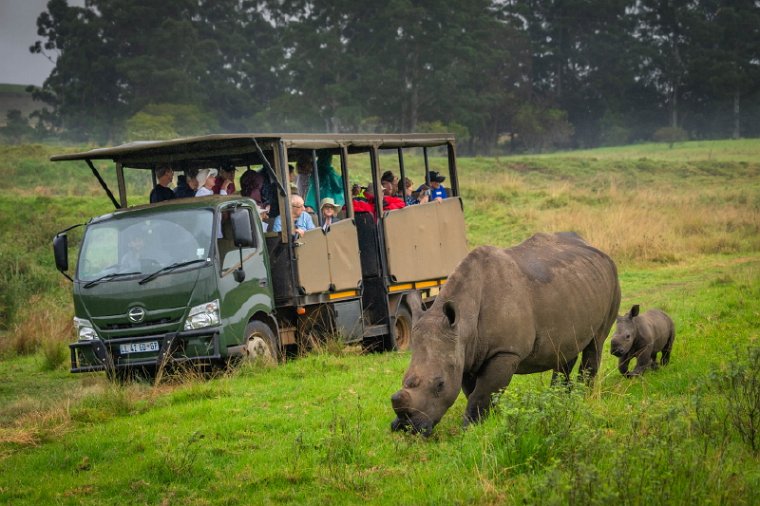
[{"x1": 51, "y1": 133, "x2": 468, "y2": 379}]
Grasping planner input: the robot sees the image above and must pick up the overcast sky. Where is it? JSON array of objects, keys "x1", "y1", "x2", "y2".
[{"x1": 0, "y1": 0, "x2": 84, "y2": 86}]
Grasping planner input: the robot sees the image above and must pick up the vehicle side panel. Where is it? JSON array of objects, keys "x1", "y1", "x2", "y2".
[
  {"x1": 382, "y1": 197, "x2": 468, "y2": 283},
  {"x1": 295, "y1": 221, "x2": 362, "y2": 294}
]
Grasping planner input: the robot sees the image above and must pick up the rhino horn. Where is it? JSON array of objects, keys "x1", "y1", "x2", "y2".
[{"x1": 391, "y1": 389, "x2": 411, "y2": 413}]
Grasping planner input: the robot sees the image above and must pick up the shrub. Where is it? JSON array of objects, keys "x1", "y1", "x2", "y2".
[
  {"x1": 3, "y1": 294, "x2": 72, "y2": 357},
  {"x1": 710, "y1": 345, "x2": 760, "y2": 453},
  {"x1": 40, "y1": 339, "x2": 67, "y2": 371}
]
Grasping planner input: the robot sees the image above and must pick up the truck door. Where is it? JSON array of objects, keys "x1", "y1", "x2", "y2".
[{"x1": 216, "y1": 205, "x2": 274, "y2": 349}]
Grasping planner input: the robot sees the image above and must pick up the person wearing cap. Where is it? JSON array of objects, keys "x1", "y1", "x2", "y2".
[
  {"x1": 149, "y1": 165, "x2": 176, "y2": 203},
  {"x1": 427, "y1": 170, "x2": 448, "y2": 201},
  {"x1": 320, "y1": 197, "x2": 341, "y2": 231},
  {"x1": 194, "y1": 168, "x2": 218, "y2": 197},
  {"x1": 272, "y1": 194, "x2": 315, "y2": 237}
]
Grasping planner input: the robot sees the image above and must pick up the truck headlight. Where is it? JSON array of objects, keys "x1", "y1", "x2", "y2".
[
  {"x1": 184, "y1": 299, "x2": 220, "y2": 330},
  {"x1": 74, "y1": 317, "x2": 99, "y2": 341}
]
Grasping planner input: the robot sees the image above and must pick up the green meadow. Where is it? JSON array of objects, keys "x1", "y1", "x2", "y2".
[{"x1": 0, "y1": 140, "x2": 759, "y2": 504}]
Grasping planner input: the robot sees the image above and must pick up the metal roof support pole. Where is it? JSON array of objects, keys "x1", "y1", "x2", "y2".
[
  {"x1": 423, "y1": 147, "x2": 430, "y2": 185},
  {"x1": 277, "y1": 141, "x2": 293, "y2": 244},
  {"x1": 85, "y1": 159, "x2": 121, "y2": 209},
  {"x1": 310, "y1": 149, "x2": 322, "y2": 227},
  {"x1": 371, "y1": 145, "x2": 390, "y2": 285},
  {"x1": 115, "y1": 161, "x2": 127, "y2": 208},
  {"x1": 397, "y1": 148, "x2": 406, "y2": 202},
  {"x1": 339, "y1": 146, "x2": 353, "y2": 218},
  {"x1": 447, "y1": 142, "x2": 459, "y2": 198},
  {"x1": 254, "y1": 137, "x2": 286, "y2": 195},
  {"x1": 370, "y1": 147, "x2": 382, "y2": 218}
]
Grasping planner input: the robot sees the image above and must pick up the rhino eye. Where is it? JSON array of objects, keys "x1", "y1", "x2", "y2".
[
  {"x1": 625, "y1": 334, "x2": 631, "y2": 340},
  {"x1": 435, "y1": 379, "x2": 445, "y2": 393}
]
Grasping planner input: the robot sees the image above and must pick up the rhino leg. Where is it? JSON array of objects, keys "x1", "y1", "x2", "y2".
[
  {"x1": 627, "y1": 344, "x2": 654, "y2": 377},
  {"x1": 650, "y1": 351, "x2": 660, "y2": 370},
  {"x1": 578, "y1": 337, "x2": 603, "y2": 383},
  {"x1": 618, "y1": 355, "x2": 631, "y2": 375},
  {"x1": 463, "y1": 353, "x2": 521, "y2": 425},
  {"x1": 551, "y1": 356, "x2": 579, "y2": 386},
  {"x1": 462, "y1": 372, "x2": 477, "y2": 398}
]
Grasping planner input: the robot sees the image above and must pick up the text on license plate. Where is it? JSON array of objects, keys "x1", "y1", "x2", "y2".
[{"x1": 119, "y1": 341, "x2": 160, "y2": 354}]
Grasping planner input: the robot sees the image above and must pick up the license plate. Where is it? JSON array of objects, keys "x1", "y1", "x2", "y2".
[{"x1": 119, "y1": 341, "x2": 160, "y2": 354}]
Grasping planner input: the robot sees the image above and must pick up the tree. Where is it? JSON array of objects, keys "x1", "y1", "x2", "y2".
[
  {"x1": 498, "y1": 0, "x2": 650, "y2": 147},
  {"x1": 689, "y1": 1, "x2": 760, "y2": 138},
  {"x1": 0, "y1": 110, "x2": 35, "y2": 143},
  {"x1": 30, "y1": 0, "x2": 124, "y2": 142}
]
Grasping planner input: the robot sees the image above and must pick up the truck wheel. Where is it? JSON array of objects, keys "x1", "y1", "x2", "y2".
[
  {"x1": 244, "y1": 321, "x2": 279, "y2": 364},
  {"x1": 389, "y1": 306, "x2": 413, "y2": 351}
]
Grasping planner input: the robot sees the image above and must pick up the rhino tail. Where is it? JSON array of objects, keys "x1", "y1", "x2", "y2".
[{"x1": 661, "y1": 326, "x2": 675, "y2": 366}]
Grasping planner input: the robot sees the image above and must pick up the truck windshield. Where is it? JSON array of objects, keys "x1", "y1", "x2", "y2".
[{"x1": 77, "y1": 209, "x2": 214, "y2": 282}]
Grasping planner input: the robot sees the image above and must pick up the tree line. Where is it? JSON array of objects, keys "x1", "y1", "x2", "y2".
[{"x1": 15, "y1": 0, "x2": 760, "y2": 153}]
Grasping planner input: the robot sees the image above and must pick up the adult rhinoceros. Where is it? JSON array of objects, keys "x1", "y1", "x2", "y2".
[{"x1": 391, "y1": 232, "x2": 620, "y2": 435}]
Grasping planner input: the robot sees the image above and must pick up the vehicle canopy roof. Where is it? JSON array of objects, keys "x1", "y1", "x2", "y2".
[{"x1": 50, "y1": 133, "x2": 456, "y2": 169}]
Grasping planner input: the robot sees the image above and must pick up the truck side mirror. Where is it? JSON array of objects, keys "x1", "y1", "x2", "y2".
[
  {"x1": 230, "y1": 208, "x2": 256, "y2": 283},
  {"x1": 231, "y1": 208, "x2": 255, "y2": 248},
  {"x1": 53, "y1": 234, "x2": 72, "y2": 281}
]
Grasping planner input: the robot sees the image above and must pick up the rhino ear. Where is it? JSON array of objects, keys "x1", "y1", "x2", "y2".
[
  {"x1": 630, "y1": 305, "x2": 640, "y2": 318},
  {"x1": 405, "y1": 291, "x2": 425, "y2": 320},
  {"x1": 443, "y1": 300, "x2": 457, "y2": 327}
]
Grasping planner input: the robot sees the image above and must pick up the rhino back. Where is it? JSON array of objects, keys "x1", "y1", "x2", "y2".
[
  {"x1": 434, "y1": 233, "x2": 620, "y2": 374},
  {"x1": 636, "y1": 309, "x2": 674, "y2": 351},
  {"x1": 509, "y1": 234, "x2": 620, "y2": 372}
]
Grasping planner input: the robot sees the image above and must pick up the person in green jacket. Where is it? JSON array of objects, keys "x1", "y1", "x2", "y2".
[{"x1": 304, "y1": 150, "x2": 345, "y2": 211}]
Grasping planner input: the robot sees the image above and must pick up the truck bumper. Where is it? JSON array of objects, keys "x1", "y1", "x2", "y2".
[{"x1": 69, "y1": 328, "x2": 221, "y2": 373}]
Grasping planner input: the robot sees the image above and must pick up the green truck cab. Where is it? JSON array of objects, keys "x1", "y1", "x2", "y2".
[{"x1": 51, "y1": 134, "x2": 468, "y2": 378}]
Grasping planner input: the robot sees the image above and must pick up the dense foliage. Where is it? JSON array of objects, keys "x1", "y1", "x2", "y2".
[{"x1": 17, "y1": 0, "x2": 760, "y2": 151}]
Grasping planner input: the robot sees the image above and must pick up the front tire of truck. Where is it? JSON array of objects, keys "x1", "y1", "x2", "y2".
[{"x1": 244, "y1": 321, "x2": 279, "y2": 364}]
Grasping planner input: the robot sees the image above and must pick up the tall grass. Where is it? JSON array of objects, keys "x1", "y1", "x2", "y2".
[{"x1": 463, "y1": 153, "x2": 760, "y2": 265}]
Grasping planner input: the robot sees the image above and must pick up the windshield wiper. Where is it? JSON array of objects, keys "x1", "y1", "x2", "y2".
[
  {"x1": 138, "y1": 259, "x2": 207, "y2": 285},
  {"x1": 83, "y1": 271, "x2": 140, "y2": 289}
]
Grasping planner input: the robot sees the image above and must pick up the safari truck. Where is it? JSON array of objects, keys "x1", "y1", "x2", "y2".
[{"x1": 51, "y1": 134, "x2": 468, "y2": 379}]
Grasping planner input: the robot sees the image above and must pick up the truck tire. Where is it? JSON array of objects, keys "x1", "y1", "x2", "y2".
[
  {"x1": 388, "y1": 305, "x2": 413, "y2": 351},
  {"x1": 244, "y1": 320, "x2": 280, "y2": 364}
]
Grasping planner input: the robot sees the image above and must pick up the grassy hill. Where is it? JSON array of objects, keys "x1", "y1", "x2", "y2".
[{"x1": 0, "y1": 139, "x2": 759, "y2": 504}]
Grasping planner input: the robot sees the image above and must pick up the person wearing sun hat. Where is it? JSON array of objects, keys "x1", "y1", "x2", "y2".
[
  {"x1": 319, "y1": 197, "x2": 342, "y2": 231},
  {"x1": 194, "y1": 168, "x2": 218, "y2": 197}
]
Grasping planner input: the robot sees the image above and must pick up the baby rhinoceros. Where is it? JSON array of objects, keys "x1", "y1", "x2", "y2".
[{"x1": 610, "y1": 305, "x2": 675, "y2": 377}]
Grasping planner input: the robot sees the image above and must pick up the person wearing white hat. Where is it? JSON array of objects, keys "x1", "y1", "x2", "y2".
[
  {"x1": 194, "y1": 168, "x2": 218, "y2": 197},
  {"x1": 320, "y1": 197, "x2": 341, "y2": 231}
]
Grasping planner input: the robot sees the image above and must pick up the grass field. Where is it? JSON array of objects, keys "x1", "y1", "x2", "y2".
[{"x1": 0, "y1": 139, "x2": 759, "y2": 504}]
